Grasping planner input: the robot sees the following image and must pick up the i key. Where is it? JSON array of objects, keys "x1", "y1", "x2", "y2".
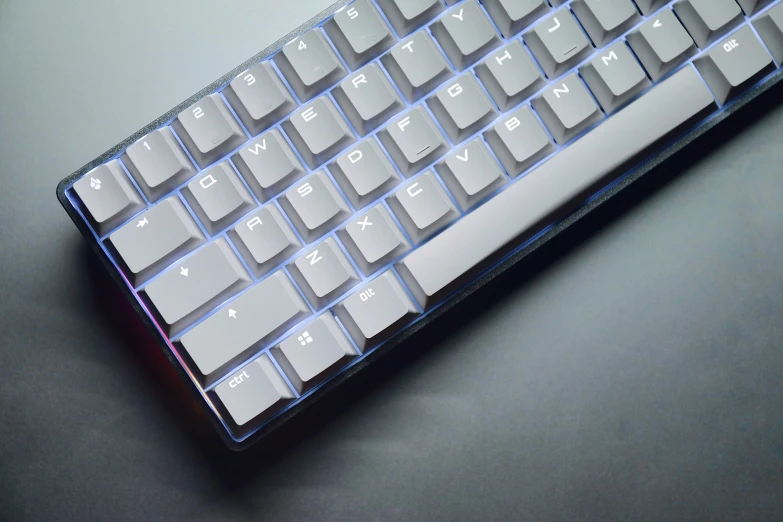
[
  {"x1": 273, "y1": 29, "x2": 347, "y2": 101},
  {"x1": 223, "y1": 62, "x2": 297, "y2": 137},
  {"x1": 288, "y1": 237, "x2": 361, "y2": 309},
  {"x1": 324, "y1": 0, "x2": 396, "y2": 70},
  {"x1": 627, "y1": 10, "x2": 697, "y2": 81},
  {"x1": 431, "y1": 0, "x2": 503, "y2": 70},
  {"x1": 377, "y1": 106, "x2": 450, "y2": 177},
  {"x1": 377, "y1": 0, "x2": 445, "y2": 37},
  {"x1": 141, "y1": 238, "x2": 252, "y2": 337},
  {"x1": 73, "y1": 161, "x2": 146, "y2": 236},
  {"x1": 580, "y1": 42, "x2": 651, "y2": 113},
  {"x1": 338, "y1": 204, "x2": 411, "y2": 275},
  {"x1": 172, "y1": 94, "x2": 247, "y2": 169},
  {"x1": 122, "y1": 128, "x2": 196, "y2": 202},
  {"x1": 524, "y1": 10, "x2": 593, "y2": 78}
]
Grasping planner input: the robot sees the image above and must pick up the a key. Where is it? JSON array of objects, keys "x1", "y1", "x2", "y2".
[
  {"x1": 532, "y1": 73, "x2": 603, "y2": 145},
  {"x1": 396, "y1": 67, "x2": 717, "y2": 310},
  {"x1": 626, "y1": 10, "x2": 697, "y2": 81},
  {"x1": 108, "y1": 197, "x2": 205, "y2": 285},
  {"x1": 571, "y1": 0, "x2": 641, "y2": 47},
  {"x1": 328, "y1": 139, "x2": 401, "y2": 209},
  {"x1": 279, "y1": 170, "x2": 352, "y2": 244},
  {"x1": 73, "y1": 161, "x2": 145, "y2": 236},
  {"x1": 634, "y1": 0, "x2": 670, "y2": 16},
  {"x1": 377, "y1": 0, "x2": 445, "y2": 37},
  {"x1": 337, "y1": 204, "x2": 411, "y2": 275},
  {"x1": 141, "y1": 238, "x2": 252, "y2": 336},
  {"x1": 431, "y1": 0, "x2": 503, "y2": 70},
  {"x1": 171, "y1": 94, "x2": 247, "y2": 169},
  {"x1": 673, "y1": 0, "x2": 744, "y2": 49},
  {"x1": 387, "y1": 171, "x2": 460, "y2": 244},
  {"x1": 288, "y1": 236, "x2": 361, "y2": 309},
  {"x1": 272, "y1": 314, "x2": 359, "y2": 393},
  {"x1": 482, "y1": 0, "x2": 551, "y2": 38},
  {"x1": 484, "y1": 105, "x2": 555, "y2": 177},
  {"x1": 213, "y1": 354, "x2": 295, "y2": 434},
  {"x1": 281, "y1": 96, "x2": 356, "y2": 169},
  {"x1": 332, "y1": 63, "x2": 405, "y2": 136},
  {"x1": 334, "y1": 270, "x2": 419, "y2": 350},
  {"x1": 121, "y1": 128, "x2": 196, "y2": 202},
  {"x1": 377, "y1": 106, "x2": 450, "y2": 177},
  {"x1": 579, "y1": 42, "x2": 652, "y2": 114},
  {"x1": 232, "y1": 129, "x2": 306, "y2": 203},
  {"x1": 181, "y1": 162, "x2": 256, "y2": 235},
  {"x1": 524, "y1": 10, "x2": 593, "y2": 79},
  {"x1": 273, "y1": 29, "x2": 347, "y2": 101},
  {"x1": 427, "y1": 73, "x2": 498, "y2": 143},
  {"x1": 434, "y1": 139, "x2": 507, "y2": 211},
  {"x1": 381, "y1": 30, "x2": 454, "y2": 102},
  {"x1": 324, "y1": 0, "x2": 396, "y2": 69},
  {"x1": 178, "y1": 271, "x2": 310, "y2": 386},
  {"x1": 475, "y1": 41, "x2": 546, "y2": 112},
  {"x1": 694, "y1": 26, "x2": 775, "y2": 104},
  {"x1": 737, "y1": 0, "x2": 775, "y2": 15},
  {"x1": 223, "y1": 62, "x2": 297, "y2": 137},
  {"x1": 753, "y1": 4, "x2": 783, "y2": 64},
  {"x1": 228, "y1": 205, "x2": 301, "y2": 278}
]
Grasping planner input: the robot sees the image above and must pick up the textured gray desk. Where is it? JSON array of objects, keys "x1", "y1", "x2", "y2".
[{"x1": 1, "y1": 1, "x2": 782, "y2": 520}]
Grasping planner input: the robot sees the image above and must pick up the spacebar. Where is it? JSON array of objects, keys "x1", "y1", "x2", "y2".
[{"x1": 396, "y1": 66, "x2": 717, "y2": 309}]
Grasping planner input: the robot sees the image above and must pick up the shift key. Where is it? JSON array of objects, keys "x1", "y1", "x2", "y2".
[
  {"x1": 142, "y1": 238, "x2": 252, "y2": 337},
  {"x1": 178, "y1": 271, "x2": 311, "y2": 386}
]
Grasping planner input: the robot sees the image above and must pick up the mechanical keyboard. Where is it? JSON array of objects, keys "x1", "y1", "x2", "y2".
[{"x1": 57, "y1": 0, "x2": 783, "y2": 449}]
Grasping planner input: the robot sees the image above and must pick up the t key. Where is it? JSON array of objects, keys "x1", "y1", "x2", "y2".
[
  {"x1": 121, "y1": 127, "x2": 196, "y2": 202},
  {"x1": 524, "y1": 10, "x2": 592, "y2": 78},
  {"x1": 274, "y1": 29, "x2": 347, "y2": 101},
  {"x1": 172, "y1": 94, "x2": 247, "y2": 169},
  {"x1": 381, "y1": 30, "x2": 454, "y2": 102}
]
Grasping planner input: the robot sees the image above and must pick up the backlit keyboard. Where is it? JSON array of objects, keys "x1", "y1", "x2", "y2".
[{"x1": 58, "y1": 0, "x2": 783, "y2": 449}]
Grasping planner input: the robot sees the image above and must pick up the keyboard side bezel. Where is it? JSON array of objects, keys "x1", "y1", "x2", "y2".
[{"x1": 57, "y1": 0, "x2": 783, "y2": 450}]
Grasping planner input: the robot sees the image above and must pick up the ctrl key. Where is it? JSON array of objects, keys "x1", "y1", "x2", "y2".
[{"x1": 213, "y1": 354, "x2": 295, "y2": 434}]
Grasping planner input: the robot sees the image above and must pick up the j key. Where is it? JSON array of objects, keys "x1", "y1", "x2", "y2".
[
  {"x1": 580, "y1": 42, "x2": 652, "y2": 113},
  {"x1": 223, "y1": 62, "x2": 297, "y2": 137},
  {"x1": 532, "y1": 73, "x2": 603, "y2": 145},
  {"x1": 482, "y1": 0, "x2": 551, "y2": 38},
  {"x1": 524, "y1": 10, "x2": 592, "y2": 79},
  {"x1": 272, "y1": 314, "x2": 358, "y2": 393},
  {"x1": 396, "y1": 67, "x2": 717, "y2": 310},
  {"x1": 328, "y1": 139, "x2": 401, "y2": 209},
  {"x1": 279, "y1": 170, "x2": 352, "y2": 244},
  {"x1": 427, "y1": 73, "x2": 498, "y2": 143},
  {"x1": 171, "y1": 94, "x2": 247, "y2": 169},
  {"x1": 121, "y1": 128, "x2": 196, "y2": 202},
  {"x1": 108, "y1": 196, "x2": 205, "y2": 285},
  {"x1": 673, "y1": 0, "x2": 744, "y2": 49},
  {"x1": 737, "y1": 0, "x2": 775, "y2": 15},
  {"x1": 753, "y1": 3, "x2": 783, "y2": 64},
  {"x1": 332, "y1": 63, "x2": 405, "y2": 136},
  {"x1": 627, "y1": 10, "x2": 697, "y2": 81},
  {"x1": 434, "y1": 139, "x2": 507, "y2": 211},
  {"x1": 335, "y1": 270, "x2": 419, "y2": 350},
  {"x1": 338, "y1": 204, "x2": 411, "y2": 275},
  {"x1": 324, "y1": 0, "x2": 396, "y2": 70},
  {"x1": 377, "y1": 0, "x2": 445, "y2": 37},
  {"x1": 377, "y1": 106, "x2": 450, "y2": 177},
  {"x1": 273, "y1": 29, "x2": 347, "y2": 101},
  {"x1": 232, "y1": 129, "x2": 306, "y2": 203},
  {"x1": 282, "y1": 96, "x2": 356, "y2": 169},
  {"x1": 387, "y1": 171, "x2": 460, "y2": 244},
  {"x1": 381, "y1": 30, "x2": 454, "y2": 102},
  {"x1": 73, "y1": 161, "x2": 145, "y2": 236},
  {"x1": 141, "y1": 238, "x2": 252, "y2": 337},
  {"x1": 288, "y1": 236, "x2": 361, "y2": 309},
  {"x1": 213, "y1": 354, "x2": 294, "y2": 434},
  {"x1": 570, "y1": 0, "x2": 641, "y2": 47},
  {"x1": 181, "y1": 162, "x2": 256, "y2": 235},
  {"x1": 694, "y1": 26, "x2": 775, "y2": 104},
  {"x1": 431, "y1": 0, "x2": 502, "y2": 70},
  {"x1": 229, "y1": 206, "x2": 302, "y2": 278},
  {"x1": 634, "y1": 0, "x2": 670, "y2": 16},
  {"x1": 178, "y1": 271, "x2": 310, "y2": 386},
  {"x1": 475, "y1": 41, "x2": 546, "y2": 112},
  {"x1": 484, "y1": 105, "x2": 555, "y2": 177}
]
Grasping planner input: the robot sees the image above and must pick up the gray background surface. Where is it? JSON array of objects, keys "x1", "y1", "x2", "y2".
[{"x1": 1, "y1": 1, "x2": 783, "y2": 520}]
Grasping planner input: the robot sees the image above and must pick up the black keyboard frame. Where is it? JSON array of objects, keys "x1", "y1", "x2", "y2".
[{"x1": 57, "y1": 0, "x2": 783, "y2": 450}]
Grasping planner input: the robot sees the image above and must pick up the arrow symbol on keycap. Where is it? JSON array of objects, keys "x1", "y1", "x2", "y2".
[
  {"x1": 456, "y1": 149, "x2": 469, "y2": 162},
  {"x1": 136, "y1": 217, "x2": 149, "y2": 228},
  {"x1": 228, "y1": 309, "x2": 237, "y2": 319},
  {"x1": 653, "y1": 19, "x2": 662, "y2": 28},
  {"x1": 180, "y1": 267, "x2": 189, "y2": 277}
]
